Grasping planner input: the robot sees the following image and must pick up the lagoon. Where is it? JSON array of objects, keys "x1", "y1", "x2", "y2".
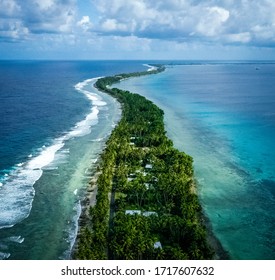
[{"x1": 117, "y1": 62, "x2": 275, "y2": 259}]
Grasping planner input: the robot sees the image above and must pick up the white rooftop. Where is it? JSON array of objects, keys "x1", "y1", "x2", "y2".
[
  {"x1": 125, "y1": 210, "x2": 141, "y2": 215},
  {"x1": 154, "y1": 241, "x2": 162, "y2": 249},
  {"x1": 143, "y1": 211, "x2": 157, "y2": 217}
]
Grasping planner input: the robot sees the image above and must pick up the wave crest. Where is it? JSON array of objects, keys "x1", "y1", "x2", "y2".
[{"x1": 0, "y1": 77, "x2": 103, "y2": 230}]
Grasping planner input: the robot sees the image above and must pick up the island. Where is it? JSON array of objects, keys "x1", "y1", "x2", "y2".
[{"x1": 73, "y1": 65, "x2": 214, "y2": 260}]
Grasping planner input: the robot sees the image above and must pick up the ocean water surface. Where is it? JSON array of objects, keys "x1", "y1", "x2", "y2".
[
  {"x1": 0, "y1": 60, "x2": 147, "y2": 259},
  {"x1": 1, "y1": 60, "x2": 275, "y2": 260},
  {"x1": 117, "y1": 62, "x2": 275, "y2": 259}
]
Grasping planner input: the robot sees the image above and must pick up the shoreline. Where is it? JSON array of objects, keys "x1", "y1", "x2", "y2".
[
  {"x1": 71, "y1": 79, "x2": 123, "y2": 259},
  {"x1": 73, "y1": 65, "x2": 228, "y2": 260},
  {"x1": 202, "y1": 211, "x2": 230, "y2": 260}
]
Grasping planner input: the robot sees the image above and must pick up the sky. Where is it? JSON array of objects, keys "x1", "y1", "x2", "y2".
[{"x1": 1, "y1": 0, "x2": 275, "y2": 60}]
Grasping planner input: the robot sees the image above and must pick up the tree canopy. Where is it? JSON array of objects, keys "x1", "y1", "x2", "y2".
[{"x1": 73, "y1": 65, "x2": 213, "y2": 260}]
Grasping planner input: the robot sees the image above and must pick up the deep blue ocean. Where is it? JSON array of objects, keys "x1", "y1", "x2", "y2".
[
  {"x1": 117, "y1": 62, "x2": 275, "y2": 260},
  {"x1": 0, "y1": 60, "x2": 147, "y2": 260}
]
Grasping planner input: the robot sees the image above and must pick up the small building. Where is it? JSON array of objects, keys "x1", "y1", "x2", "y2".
[
  {"x1": 143, "y1": 211, "x2": 157, "y2": 217},
  {"x1": 130, "y1": 137, "x2": 137, "y2": 146},
  {"x1": 127, "y1": 173, "x2": 136, "y2": 182},
  {"x1": 125, "y1": 210, "x2": 141, "y2": 215},
  {"x1": 154, "y1": 241, "x2": 162, "y2": 249},
  {"x1": 145, "y1": 164, "x2": 153, "y2": 169}
]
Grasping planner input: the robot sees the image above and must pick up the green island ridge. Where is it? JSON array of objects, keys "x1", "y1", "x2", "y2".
[{"x1": 73, "y1": 66, "x2": 215, "y2": 260}]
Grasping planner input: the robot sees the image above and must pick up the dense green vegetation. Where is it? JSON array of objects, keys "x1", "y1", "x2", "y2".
[{"x1": 73, "y1": 66, "x2": 213, "y2": 260}]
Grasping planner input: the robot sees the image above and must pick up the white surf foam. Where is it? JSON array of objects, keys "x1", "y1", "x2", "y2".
[
  {"x1": 0, "y1": 136, "x2": 75, "y2": 229},
  {"x1": 75, "y1": 77, "x2": 107, "y2": 107},
  {"x1": 0, "y1": 77, "x2": 106, "y2": 232},
  {"x1": 61, "y1": 200, "x2": 82, "y2": 260},
  {"x1": 6, "y1": 235, "x2": 25, "y2": 244},
  {"x1": 91, "y1": 137, "x2": 104, "y2": 142},
  {"x1": 0, "y1": 252, "x2": 10, "y2": 260},
  {"x1": 67, "y1": 107, "x2": 99, "y2": 138},
  {"x1": 0, "y1": 142, "x2": 65, "y2": 229},
  {"x1": 143, "y1": 64, "x2": 157, "y2": 72},
  {"x1": 27, "y1": 142, "x2": 65, "y2": 171}
]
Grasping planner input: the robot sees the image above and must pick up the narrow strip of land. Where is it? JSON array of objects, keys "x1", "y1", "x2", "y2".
[{"x1": 73, "y1": 66, "x2": 214, "y2": 260}]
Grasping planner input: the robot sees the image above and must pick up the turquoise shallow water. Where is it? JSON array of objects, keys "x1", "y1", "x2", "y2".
[{"x1": 117, "y1": 63, "x2": 275, "y2": 259}]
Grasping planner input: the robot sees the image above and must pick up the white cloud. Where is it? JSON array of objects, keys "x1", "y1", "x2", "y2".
[
  {"x1": 23, "y1": 0, "x2": 77, "y2": 34},
  {"x1": 0, "y1": 19, "x2": 29, "y2": 41},
  {"x1": 196, "y1": 6, "x2": 230, "y2": 37},
  {"x1": 90, "y1": 0, "x2": 275, "y2": 47},
  {"x1": 0, "y1": 0, "x2": 21, "y2": 17},
  {"x1": 1, "y1": 0, "x2": 275, "y2": 59},
  {"x1": 251, "y1": 24, "x2": 275, "y2": 41},
  {"x1": 0, "y1": 0, "x2": 77, "y2": 39},
  {"x1": 91, "y1": 1, "x2": 232, "y2": 40},
  {"x1": 33, "y1": 0, "x2": 55, "y2": 11},
  {"x1": 1, "y1": 0, "x2": 275, "y2": 47},
  {"x1": 101, "y1": 19, "x2": 127, "y2": 32},
  {"x1": 77, "y1": 16, "x2": 93, "y2": 31},
  {"x1": 225, "y1": 32, "x2": 252, "y2": 43}
]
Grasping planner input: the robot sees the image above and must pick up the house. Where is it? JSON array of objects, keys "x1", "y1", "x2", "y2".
[
  {"x1": 130, "y1": 136, "x2": 137, "y2": 146},
  {"x1": 143, "y1": 211, "x2": 157, "y2": 217},
  {"x1": 127, "y1": 173, "x2": 136, "y2": 182},
  {"x1": 125, "y1": 210, "x2": 158, "y2": 217},
  {"x1": 125, "y1": 210, "x2": 141, "y2": 215},
  {"x1": 145, "y1": 164, "x2": 153, "y2": 169},
  {"x1": 154, "y1": 241, "x2": 162, "y2": 249}
]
